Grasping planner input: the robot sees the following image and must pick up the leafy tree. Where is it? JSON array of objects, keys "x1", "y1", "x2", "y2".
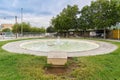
[
  {"x1": 46, "y1": 26, "x2": 55, "y2": 33},
  {"x1": 2, "y1": 28, "x2": 11, "y2": 32},
  {"x1": 91, "y1": 0, "x2": 120, "y2": 38},
  {"x1": 12, "y1": 22, "x2": 30, "y2": 33},
  {"x1": 12, "y1": 23, "x2": 21, "y2": 33},
  {"x1": 78, "y1": 5, "x2": 94, "y2": 30},
  {"x1": 51, "y1": 5, "x2": 79, "y2": 37},
  {"x1": 22, "y1": 22, "x2": 31, "y2": 32},
  {"x1": 39, "y1": 27, "x2": 46, "y2": 33},
  {"x1": 12, "y1": 22, "x2": 46, "y2": 34},
  {"x1": 79, "y1": 0, "x2": 120, "y2": 38},
  {"x1": 31, "y1": 27, "x2": 37, "y2": 32},
  {"x1": 30, "y1": 27, "x2": 45, "y2": 33}
]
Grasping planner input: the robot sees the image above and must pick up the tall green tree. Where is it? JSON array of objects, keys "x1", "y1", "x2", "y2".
[
  {"x1": 79, "y1": 0, "x2": 120, "y2": 38},
  {"x1": 22, "y1": 22, "x2": 31, "y2": 32},
  {"x1": 46, "y1": 26, "x2": 55, "y2": 33},
  {"x1": 12, "y1": 22, "x2": 31, "y2": 33},
  {"x1": 12, "y1": 22, "x2": 46, "y2": 33},
  {"x1": 51, "y1": 5, "x2": 79, "y2": 37},
  {"x1": 91, "y1": 0, "x2": 120, "y2": 38},
  {"x1": 78, "y1": 5, "x2": 94, "y2": 30},
  {"x1": 2, "y1": 28, "x2": 11, "y2": 32},
  {"x1": 30, "y1": 27, "x2": 45, "y2": 33},
  {"x1": 12, "y1": 23, "x2": 21, "y2": 33}
]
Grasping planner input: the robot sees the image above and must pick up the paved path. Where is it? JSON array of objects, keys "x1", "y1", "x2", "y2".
[{"x1": 2, "y1": 39, "x2": 118, "y2": 57}]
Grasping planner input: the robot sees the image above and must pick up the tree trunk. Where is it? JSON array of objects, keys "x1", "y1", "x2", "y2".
[
  {"x1": 66, "y1": 31, "x2": 69, "y2": 38},
  {"x1": 15, "y1": 33, "x2": 18, "y2": 38},
  {"x1": 104, "y1": 27, "x2": 106, "y2": 39},
  {"x1": 84, "y1": 30, "x2": 86, "y2": 38}
]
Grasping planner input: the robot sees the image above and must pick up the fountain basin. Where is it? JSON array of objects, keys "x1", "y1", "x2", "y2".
[{"x1": 20, "y1": 39, "x2": 99, "y2": 52}]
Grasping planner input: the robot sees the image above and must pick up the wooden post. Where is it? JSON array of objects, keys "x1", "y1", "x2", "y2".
[{"x1": 118, "y1": 29, "x2": 119, "y2": 40}]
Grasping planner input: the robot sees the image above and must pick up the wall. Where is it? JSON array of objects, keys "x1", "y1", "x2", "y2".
[
  {"x1": 1, "y1": 24, "x2": 14, "y2": 30},
  {"x1": 112, "y1": 30, "x2": 120, "y2": 39}
]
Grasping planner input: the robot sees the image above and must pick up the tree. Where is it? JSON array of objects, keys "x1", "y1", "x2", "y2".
[
  {"x1": 78, "y1": 5, "x2": 93, "y2": 37},
  {"x1": 12, "y1": 22, "x2": 46, "y2": 34},
  {"x1": 30, "y1": 27, "x2": 46, "y2": 33},
  {"x1": 51, "y1": 5, "x2": 79, "y2": 37},
  {"x1": 46, "y1": 26, "x2": 55, "y2": 33},
  {"x1": 2, "y1": 28, "x2": 11, "y2": 32},
  {"x1": 22, "y1": 22, "x2": 31, "y2": 32},
  {"x1": 90, "y1": 0, "x2": 120, "y2": 38},
  {"x1": 12, "y1": 23, "x2": 21, "y2": 33},
  {"x1": 79, "y1": 0, "x2": 120, "y2": 38},
  {"x1": 12, "y1": 22, "x2": 31, "y2": 33},
  {"x1": 39, "y1": 27, "x2": 46, "y2": 33}
]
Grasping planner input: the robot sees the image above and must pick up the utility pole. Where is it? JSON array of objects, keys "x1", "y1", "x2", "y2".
[
  {"x1": 15, "y1": 16, "x2": 17, "y2": 23},
  {"x1": 21, "y1": 8, "x2": 23, "y2": 36},
  {"x1": 15, "y1": 16, "x2": 18, "y2": 38}
]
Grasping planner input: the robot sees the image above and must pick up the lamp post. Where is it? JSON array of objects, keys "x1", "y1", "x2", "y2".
[{"x1": 21, "y1": 8, "x2": 23, "y2": 36}]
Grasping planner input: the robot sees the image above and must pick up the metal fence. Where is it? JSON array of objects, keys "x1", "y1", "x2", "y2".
[{"x1": 0, "y1": 32, "x2": 57, "y2": 39}]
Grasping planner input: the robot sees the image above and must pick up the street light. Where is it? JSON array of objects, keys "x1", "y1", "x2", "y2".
[{"x1": 21, "y1": 8, "x2": 23, "y2": 36}]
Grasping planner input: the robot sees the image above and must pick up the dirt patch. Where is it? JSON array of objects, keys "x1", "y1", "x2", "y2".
[
  {"x1": 45, "y1": 67, "x2": 67, "y2": 75},
  {"x1": 45, "y1": 57, "x2": 79, "y2": 75}
]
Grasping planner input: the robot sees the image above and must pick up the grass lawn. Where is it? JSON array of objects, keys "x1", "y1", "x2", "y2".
[{"x1": 0, "y1": 39, "x2": 120, "y2": 80}]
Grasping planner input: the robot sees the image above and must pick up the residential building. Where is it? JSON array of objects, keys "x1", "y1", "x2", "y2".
[{"x1": 1, "y1": 24, "x2": 14, "y2": 30}]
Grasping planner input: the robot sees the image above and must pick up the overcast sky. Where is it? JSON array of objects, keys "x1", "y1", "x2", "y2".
[{"x1": 0, "y1": 0, "x2": 93, "y2": 28}]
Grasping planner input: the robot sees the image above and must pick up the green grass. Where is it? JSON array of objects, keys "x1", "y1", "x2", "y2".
[{"x1": 0, "y1": 39, "x2": 120, "y2": 80}]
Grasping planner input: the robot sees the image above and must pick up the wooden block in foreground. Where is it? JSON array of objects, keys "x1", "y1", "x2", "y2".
[{"x1": 47, "y1": 52, "x2": 67, "y2": 66}]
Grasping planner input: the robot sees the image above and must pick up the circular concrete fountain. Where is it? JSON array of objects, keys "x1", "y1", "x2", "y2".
[
  {"x1": 2, "y1": 39, "x2": 117, "y2": 66},
  {"x1": 2, "y1": 39, "x2": 117, "y2": 57}
]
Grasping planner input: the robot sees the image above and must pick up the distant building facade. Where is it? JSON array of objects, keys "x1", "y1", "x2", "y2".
[
  {"x1": 0, "y1": 25, "x2": 2, "y2": 31},
  {"x1": 0, "y1": 24, "x2": 14, "y2": 30}
]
